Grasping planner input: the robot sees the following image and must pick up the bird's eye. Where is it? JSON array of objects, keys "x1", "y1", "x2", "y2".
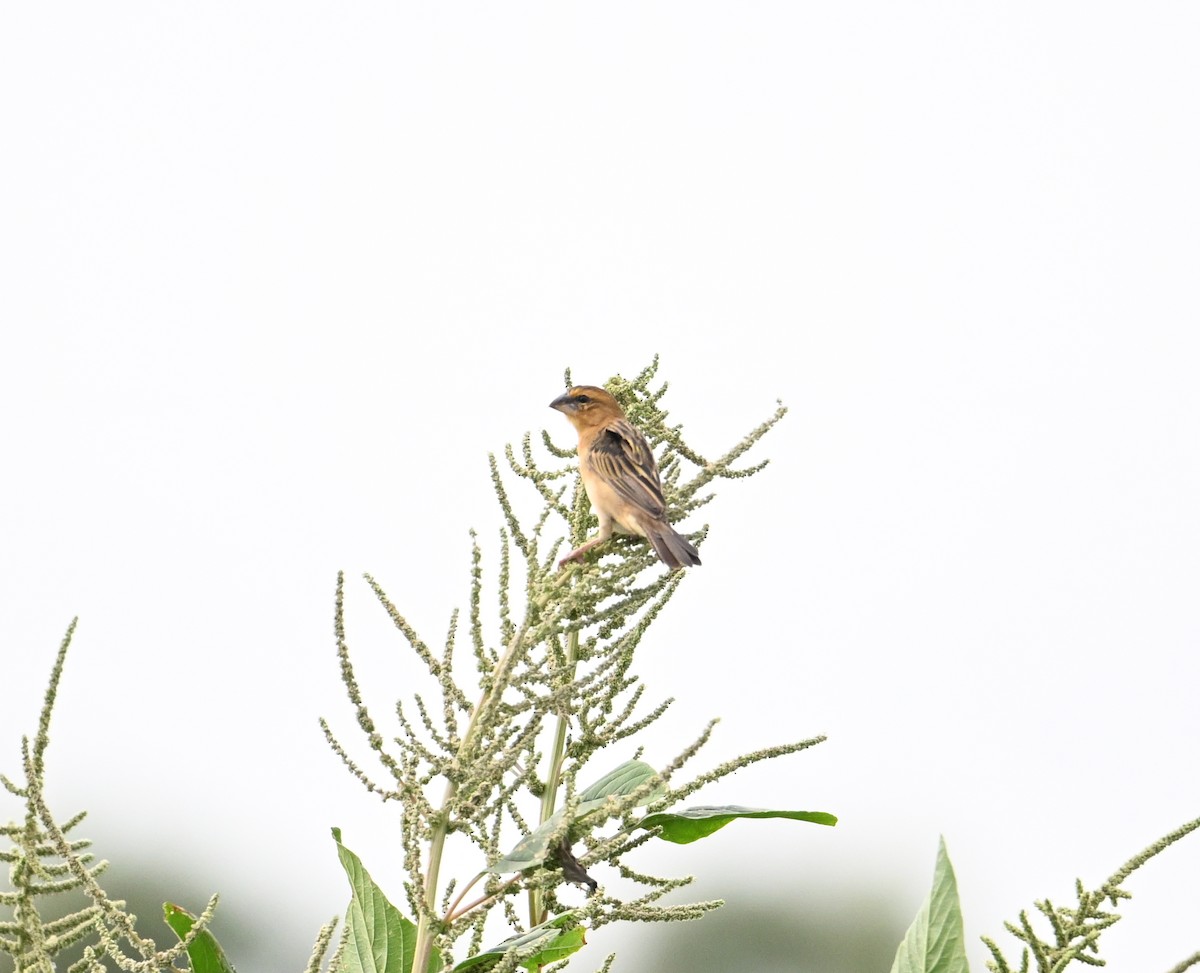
[{"x1": 576, "y1": 394, "x2": 590, "y2": 404}]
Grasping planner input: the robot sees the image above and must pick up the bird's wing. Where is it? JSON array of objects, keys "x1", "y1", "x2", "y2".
[{"x1": 587, "y1": 419, "x2": 668, "y2": 519}]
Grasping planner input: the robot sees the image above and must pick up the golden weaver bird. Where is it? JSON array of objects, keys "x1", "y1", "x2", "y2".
[{"x1": 550, "y1": 385, "x2": 701, "y2": 570}]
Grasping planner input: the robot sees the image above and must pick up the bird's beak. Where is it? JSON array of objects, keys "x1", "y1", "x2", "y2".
[{"x1": 549, "y1": 393, "x2": 574, "y2": 413}]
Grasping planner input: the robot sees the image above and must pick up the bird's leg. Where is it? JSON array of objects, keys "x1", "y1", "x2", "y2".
[
  {"x1": 558, "y1": 535, "x2": 607, "y2": 567},
  {"x1": 558, "y1": 516, "x2": 613, "y2": 568}
]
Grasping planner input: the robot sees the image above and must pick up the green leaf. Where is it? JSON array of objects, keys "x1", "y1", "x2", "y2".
[
  {"x1": 163, "y1": 903, "x2": 237, "y2": 973},
  {"x1": 491, "y1": 761, "x2": 665, "y2": 873},
  {"x1": 333, "y1": 827, "x2": 442, "y2": 973},
  {"x1": 491, "y1": 809, "x2": 572, "y2": 874},
  {"x1": 635, "y1": 805, "x2": 838, "y2": 844},
  {"x1": 890, "y1": 836, "x2": 970, "y2": 973},
  {"x1": 577, "y1": 759, "x2": 661, "y2": 804},
  {"x1": 451, "y1": 913, "x2": 584, "y2": 972}
]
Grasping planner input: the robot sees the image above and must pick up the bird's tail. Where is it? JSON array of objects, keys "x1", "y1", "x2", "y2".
[{"x1": 645, "y1": 524, "x2": 702, "y2": 569}]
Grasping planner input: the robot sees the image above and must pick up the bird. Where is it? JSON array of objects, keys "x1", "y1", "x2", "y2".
[{"x1": 550, "y1": 385, "x2": 701, "y2": 570}]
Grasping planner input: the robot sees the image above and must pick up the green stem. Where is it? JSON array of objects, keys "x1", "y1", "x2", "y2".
[
  {"x1": 413, "y1": 781, "x2": 454, "y2": 973},
  {"x1": 528, "y1": 627, "x2": 580, "y2": 927},
  {"x1": 412, "y1": 624, "x2": 529, "y2": 973}
]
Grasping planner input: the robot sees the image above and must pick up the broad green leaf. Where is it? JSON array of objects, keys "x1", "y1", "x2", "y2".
[
  {"x1": 577, "y1": 760, "x2": 661, "y2": 803},
  {"x1": 163, "y1": 903, "x2": 237, "y2": 973},
  {"x1": 333, "y1": 827, "x2": 441, "y2": 973},
  {"x1": 889, "y1": 837, "x2": 970, "y2": 973},
  {"x1": 491, "y1": 761, "x2": 664, "y2": 873},
  {"x1": 451, "y1": 913, "x2": 584, "y2": 972},
  {"x1": 636, "y1": 805, "x2": 838, "y2": 844},
  {"x1": 491, "y1": 809, "x2": 572, "y2": 873}
]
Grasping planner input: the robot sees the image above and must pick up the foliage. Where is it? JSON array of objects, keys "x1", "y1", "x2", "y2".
[
  {"x1": 892, "y1": 826, "x2": 1200, "y2": 973},
  {"x1": 890, "y1": 837, "x2": 969, "y2": 973},
  {"x1": 6, "y1": 358, "x2": 1195, "y2": 973},
  {"x1": 981, "y1": 816, "x2": 1200, "y2": 973},
  {"x1": 319, "y1": 358, "x2": 832, "y2": 972},
  {"x1": 0, "y1": 621, "x2": 222, "y2": 972}
]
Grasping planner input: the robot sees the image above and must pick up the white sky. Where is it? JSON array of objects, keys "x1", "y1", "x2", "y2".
[{"x1": 2, "y1": 4, "x2": 1198, "y2": 971}]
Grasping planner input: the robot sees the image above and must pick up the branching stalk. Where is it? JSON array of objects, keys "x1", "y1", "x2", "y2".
[
  {"x1": 323, "y1": 360, "x2": 820, "y2": 972},
  {"x1": 413, "y1": 621, "x2": 533, "y2": 973}
]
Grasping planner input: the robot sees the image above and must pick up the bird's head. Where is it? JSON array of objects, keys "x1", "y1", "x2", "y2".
[{"x1": 549, "y1": 385, "x2": 625, "y2": 431}]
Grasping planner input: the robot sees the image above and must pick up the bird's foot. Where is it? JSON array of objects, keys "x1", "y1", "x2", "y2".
[{"x1": 558, "y1": 539, "x2": 603, "y2": 568}]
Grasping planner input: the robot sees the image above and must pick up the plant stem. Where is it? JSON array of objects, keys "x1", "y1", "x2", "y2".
[
  {"x1": 528, "y1": 627, "x2": 580, "y2": 926},
  {"x1": 413, "y1": 780, "x2": 454, "y2": 973},
  {"x1": 446, "y1": 876, "x2": 521, "y2": 924},
  {"x1": 412, "y1": 624, "x2": 529, "y2": 973}
]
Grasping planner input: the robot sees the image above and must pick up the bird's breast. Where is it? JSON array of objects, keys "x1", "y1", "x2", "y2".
[{"x1": 581, "y1": 470, "x2": 647, "y2": 537}]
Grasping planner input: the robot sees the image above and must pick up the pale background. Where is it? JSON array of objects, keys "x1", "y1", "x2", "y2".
[{"x1": 2, "y1": 4, "x2": 1198, "y2": 971}]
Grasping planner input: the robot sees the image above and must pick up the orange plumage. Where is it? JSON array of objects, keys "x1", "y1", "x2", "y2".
[{"x1": 550, "y1": 385, "x2": 701, "y2": 570}]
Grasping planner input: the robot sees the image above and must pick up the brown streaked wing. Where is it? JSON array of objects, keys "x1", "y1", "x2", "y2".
[{"x1": 587, "y1": 420, "x2": 667, "y2": 518}]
